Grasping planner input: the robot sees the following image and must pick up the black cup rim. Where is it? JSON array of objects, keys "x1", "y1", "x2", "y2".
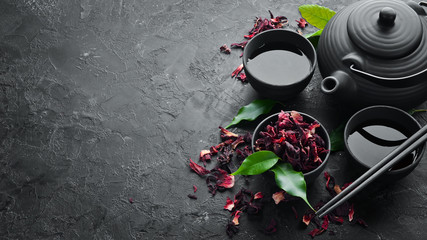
[
  {"x1": 344, "y1": 105, "x2": 425, "y2": 175},
  {"x1": 242, "y1": 29, "x2": 317, "y2": 88},
  {"x1": 251, "y1": 111, "x2": 331, "y2": 177}
]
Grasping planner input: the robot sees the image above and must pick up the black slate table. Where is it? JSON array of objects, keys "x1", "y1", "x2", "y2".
[{"x1": 1, "y1": 0, "x2": 426, "y2": 239}]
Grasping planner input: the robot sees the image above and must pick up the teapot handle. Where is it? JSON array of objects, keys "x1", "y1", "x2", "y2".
[{"x1": 349, "y1": 64, "x2": 427, "y2": 88}]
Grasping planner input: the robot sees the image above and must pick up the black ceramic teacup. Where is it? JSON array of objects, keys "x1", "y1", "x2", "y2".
[
  {"x1": 243, "y1": 29, "x2": 317, "y2": 100},
  {"x1": 252, "y1": 111, "x2": 331, "y2": 184},
  {"x1": 344, "y1": 105, "x2": 425, "y2": 182}
]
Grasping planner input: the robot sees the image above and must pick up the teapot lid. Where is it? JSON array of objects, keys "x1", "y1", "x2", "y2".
[{"x1": 347, "y1": 0, "x2": 422, "y2": 59}]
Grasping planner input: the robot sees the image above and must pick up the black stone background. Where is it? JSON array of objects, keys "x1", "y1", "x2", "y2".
[{"x1": 0, "y1": 0, "x2": 426, "y2": 239}]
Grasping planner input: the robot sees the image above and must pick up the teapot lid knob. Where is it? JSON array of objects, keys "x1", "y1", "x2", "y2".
[{"x1": 379, "y1": 7, "x2": 396, "y2": 26}]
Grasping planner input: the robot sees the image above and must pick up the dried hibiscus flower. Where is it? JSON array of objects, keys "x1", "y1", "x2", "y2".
[
  {"x1": 254, "y1": 110, "x2": 329, "y2": 173},
  {"x1": 302, "y1": 172, "x2": 367, "y2": 238},
  {"x1": 296, "y1": 18, "x2": 308, "y2": 28},
  {"x1": 220, "y1": 44, "x2": 231, "y2": 54},
  {"x1": 189, "y1": 158, "x2": 210, "y2": 176}
]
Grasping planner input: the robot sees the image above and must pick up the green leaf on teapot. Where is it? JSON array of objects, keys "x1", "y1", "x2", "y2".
[{"x1": 298, "y1": 5, "x2": 336, "y2": 29}]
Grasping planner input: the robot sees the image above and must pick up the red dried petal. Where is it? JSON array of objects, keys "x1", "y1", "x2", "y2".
[
  {"x1": 216, "y1": 169, "x2": 235, "y2": 189},
  {"x1": 348, "y1": 203, "x2": 355, "y2": 222},
  {"x1": 128, "y1": 198, "x2": 134, "y2": 204},
  {"x1": 220, "y1": 44, "x2": 231, "y2": 54},
  {"x1": 291, "y1": 110, "x2": 303, "y2": 124},
  {"x1": 189, "y1": 158, "x2": 211, "y2": 176},
  {"x1": 321, "y1": 215, "x2": 329, "y2": 230},
  {"x1": 254, "y1": 192, "x2": 264, "y2": 200},
  {"x1": 193, "y1": 185, "x2": 198, "y2": 193},
  {"x1": 237, "y1": 72, "x2": 247, "y2": 83},
  {"x1": 231, "y1": 64, "x2": 244, "y2": 78},
  {"x1": 272, "y1": 190, "x2": 286, "y2": 204},
  {"x1": 224, "y1": 197, "x2": 235, "y2": 211},
  {"x1": 231, "y1": 136, "x2": 245, "y2": 149},
  {"x1": 330, "y1": 215, "x2": 344, "y2": 224},
  {"x1": 308, "y1": 228, "x2": 325, "y2": 238},
  {"x1": 219, "y1": 126, "x2": 239, "y2": 139},
  {"x1": 209, "y1": 146, "x2": 219, "y2": 155},
  {"x1": 296, "y1": 18, "x2": 308, "y2": 28},
  {"x1": 232, "y1": 210, "x2": 242, "y2": 225},
  {"x1": 302, "y1": 213, "x2": 314, "y2": 226},
  {"x1": 230, "y1": 41, "x2": 248, "y2": 49}
]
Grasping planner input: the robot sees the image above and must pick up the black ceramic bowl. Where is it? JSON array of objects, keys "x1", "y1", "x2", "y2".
[
  {"x1": 252, "y1": 111, "x2": 331, "y2": 184},
  {"x1": 344, "y1": 105, "x2": 425, "y2": 181},
  {"x1": 243, "y1": 29, "x2": 317, "y2": 100}
]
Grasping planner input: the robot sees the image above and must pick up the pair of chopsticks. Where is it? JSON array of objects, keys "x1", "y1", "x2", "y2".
[{"x1": 316, "y1": 124, "x2": 427, "y2": 219}]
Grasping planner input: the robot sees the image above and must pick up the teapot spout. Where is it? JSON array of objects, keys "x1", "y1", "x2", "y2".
[{"x1": 321, "y1": 71, "x2": 357, "y2": 99}]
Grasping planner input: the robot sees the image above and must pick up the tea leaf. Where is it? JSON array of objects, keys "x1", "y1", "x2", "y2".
[
  {"x1": 330, "y1": 122, "x2": 345, "y2": 152},
  {"x1": 270, "y1": 162, "x2": 314, "y2": 210},
  {"x1": 226, "y1": 99, "x2": 279, "y2": 128},
  {"x1": 231, "y1": 151, "x2": 279, "y2": 176},
  {"x1": 298, "y1": 5, "x2": 336, "y2": 29}
]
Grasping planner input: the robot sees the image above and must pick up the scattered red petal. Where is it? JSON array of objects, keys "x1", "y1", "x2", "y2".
[
  {"x1": 321, "y1": 215, "x2": 329, "y2": 230},
  {"x1": 296, "y1": 18, "x2": 308, "y2": 28},
  {"x1": 237, "y1": 72, "x2": 247, "y2": 83},
  {"x1": 187, "y1": 194, "x2": 197, "y2": 200},
  {"x1": 193, "y1": 185, "x2": 198, "y2": 193},
  {"x1": 219, "y1": 126, "x2": 239, "y2": 139},
  {"x1": 348, "y1": 203, "x2": 355, "y2": 222},
  {"x1": 303, "y1": 213, "x2": 314, "y2": 226},
  {"x1": 272, "y1": 190, "x2": 286, "y2": 204},
  {"x1": 220, "y1": 44, "x2": 231, "y2": 54},
  {"x1": 189, "y1": 158, "x2": 211, "y2": 176},
  {"x1": 308, "y1": 228, "x2": 325, "y2": 238},
  {"x1": 128, "y1": 198, "x2": 134, "y2": 204},
  {"x1": 232, "y1": 210, "x2": 242, "y2": 225},
  {"x1": 329, "y1": 215, "x2": 344, "y2": 224},
  {"x1": 231, "y1": 64, "x2": 244, "y2": 78},
  {"x1": 216, "y1": 169, "x2": 235, "y2": 189},
  {"x1": 254, "y1": 192, "x2": 264, "y2": 200},
  {"x1": 224, "y1": 197, "x2": 235, "y2": 211},
  {"x1": 230, "y1": 41, "x2": 248, "y2": 49}
]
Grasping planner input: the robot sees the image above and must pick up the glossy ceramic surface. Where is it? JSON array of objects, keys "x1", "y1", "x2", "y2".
[
  {"x1": 318, "y1": 0, "x2": 427, "y2": 109},
  {"x1": 344, "y1": 105, "x2": 425, "y2": 182},
  {"x1": 243, "y1": 29, "x2": 316, "y2": 100}
]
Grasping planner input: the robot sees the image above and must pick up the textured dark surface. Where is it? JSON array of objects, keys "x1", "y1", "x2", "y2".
[{"x1": 0, "y1": 0, "x2": 426, "y2": 239}]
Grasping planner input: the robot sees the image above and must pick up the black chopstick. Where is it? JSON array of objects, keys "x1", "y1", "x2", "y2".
[{"x1": 316, "y1": 124, "x2": 427, "y2": 218}]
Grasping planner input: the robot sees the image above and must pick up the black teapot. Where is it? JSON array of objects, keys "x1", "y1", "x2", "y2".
[{"x1": 318, "y1": 0, "x2": 427, "y2": 109}]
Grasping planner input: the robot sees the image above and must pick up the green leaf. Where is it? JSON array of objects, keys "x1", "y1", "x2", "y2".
[
  {"x1": 270, "y1": 162, "x2": 314, "y2": 210},
  {"x1": 330, "y1": 122, "x2": 345, "y2": 152},
  {"x1": 226, "y1": 99, "x2": 279, "y2": 128},
  {"x1": 231, "y1": 151, "x2": 280, "y2": 176},
  {"x1": 298, "y1": 5, "x2": 336, "y2": 29},
  {"x1": 304, "y1": 29, "x2": 323, "y2": 39},
  {"x1": 408, "y1": 109, "x2": 427, "y2": 115}
]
